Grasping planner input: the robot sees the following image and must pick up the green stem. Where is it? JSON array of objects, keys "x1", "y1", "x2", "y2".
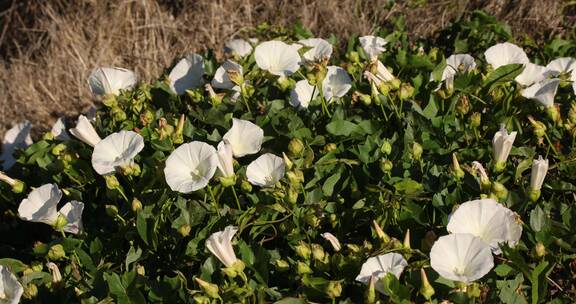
[
  {"x1": 231, "y1": 186, "x2": 241, "y2": 211},
  {"x1": 543, "y1": 132, "x2": 559, "y2": 157},
  {"x1": 207, "y1": 185, "x2": 219, "y2": 215}
]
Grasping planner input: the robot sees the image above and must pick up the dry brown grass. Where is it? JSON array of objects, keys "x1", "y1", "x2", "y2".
[{"x1": 0, "y1": 0, "x2": 572, "y2": 136}]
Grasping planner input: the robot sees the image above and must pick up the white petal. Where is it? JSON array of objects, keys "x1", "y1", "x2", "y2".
[
  {"x1": 322, "y1": 66, "x2": 352, "y2": 101},
  {"x1": 224, "y1": 39, "x2": 253, "y2": 58},
  {"x1": 206, "y1": 225, "x2": 238, "y2": 267},
  {"x1": 69, "y1": 115, "x2": 102, "y2": 147},
  {"x1": 290, "y1": 80, "x2": 318, "y2": 109},
  {"x1": 91, "y1": 131, "x2": 144, "y2": 175},
  {"x1": 355, "y1": 253, "x2": 408, "y2": 294},
  {"x1": 546, "y1": 57, "x2": 576, "y2": 75},
  {"x1": 514, "y1": 63, "x2": 550, "y2": 86},
  {"x1": 254, "y1": 41, "x2": 301, "y2": 77},
  {"x1": 492, "y1": 126, "x2": 517, "y2": 164},
  {"x1": 484, "y1": 42, "x2": 529, "y2": 69},
  {"x1": 521, "y1": 78, "x2": 560, "y2": 108},
  {"x1": 321, "y1": 232, "x2": 341, "y2": 251},
  {"x1": 0, "y1": 265, "x2": 24, "y2": 304},
  {"x1": 59, "y1": 200, "x2": 84, "y2": 234},
  {"x1": 51, "y1": 117, "x2": 70, "y2": 141},
  {"x1": 222, "y1": 118, "x2": 264, "y2": 157},
  {"x1": 1, "y1": 121, "x2": 32, "y2": 170},
  {"x1": 18, "y1": 183, "x2": 62, "y2": 225},
  {"x1": 246, "y1": 153, "x2": 285, "y2": 187},
  {"x1": 169, "y1": 53, "x2": 205, "y2": 95},
  {"x1": 88, "y1": 67, "x2": 137, "y2": 96},
  {"x1": 164, "y1": 141, "x2": 219, "y2": 193},
  {"x1": 298, "y1": 38, "x2": 333, "y2": 62},
  {"x1": 441, "y1": 54, "x2": 476, "y2": 87},
  {"x1": 359, "y1": 35, "x2": 387, "y2": 59},
  {"x1": 211, "y1": 60, "x2": 243, "y2": 90},
  {"x1": 217, "y1": 140, "x2": 235, "y2": 177}
]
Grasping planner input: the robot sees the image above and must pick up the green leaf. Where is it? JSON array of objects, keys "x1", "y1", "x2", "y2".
[
  {"x1": 326, "y1": 120, "x2": 357, "y2": 136},
  {"x1": 482, "y1": 64, "x2": 524, "y2": 91}
]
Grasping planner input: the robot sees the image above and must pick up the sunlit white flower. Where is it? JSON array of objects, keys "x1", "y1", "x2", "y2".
[
  {"x1": 224, "y1": 39, "x2": 253, "y2": 58},
  {"x1": 546, "y1": 57, "x2": 576, "y2": 76},
  {"x1": 164, "y1": 141, "x2": 218, "y2": 193},
  {"x1": 169, "y1": 53, "x2": 205, "y2": 95},
  {"x1": 1, "y1": 121, "x2": 33, "y2": 170},
  {"x1": 206, "y1": 225, "x2": 239, "y2": 267},
  {"x1": 447, "y1": 198, "x2": 523, "y2": 254},
  {"x1": 290, "y1": 80, "x2": 318, "y2": 109},
  {"x1": 355, "y1": 253, "x2": 408, "y2": 293},
  {"x1": 211, "y1": 60, "x2": 243, "y2": 90},
  {"x1": 515, "y1": 63, "x2": 550, "y2": 87},
  {"x1": 69, "y1": 115, "x2": 102, "y2": 147},
  {"x1": 0, "y1": 265, "x2": 23, "y2": 304},
  {"x1": 59, "y1": 200, "x2": 85, "y2": 234},
  {"x1": 430, "y1": 233, "x2": 494, "y2": 283},
  {"x1": 222, "y1": 118, "x2": 264, "y2": 157},
  {"x1": 484, "y1": 42, "x2": 529, "y2": 69},
  {"x1": 321, "y1": 232, "x2": 341, "y2": 251},
  {"x1": 91, "y1": 131, "x2": 145, "y2": 175},
  {"x1": 254, "y1": 41, "x2": 301, "y2": 76},
  {"x1": 217, "y1": 140, "x2": 234, "y2": 178},
  {"x1": 322, "y1": 66, "x2": 352, "y2": 102},
  {"x1": 521, "y1": 78, "x2": 560, "y2": 108},
  {"x1": 246, "y1": 153, "x2": 285, "y2": 187},
  {"x1": 441, "y1": 54, "x2": 476, "y2": 89},
  {"x1": 530, "y1": 155, "x2": 549, "y2": 191},
  {"x1": 359, "y1": 35, "x2": 387, "y2": 59},
  {"x1": 18, "y1": 183, "x2": 62, "y2": 225},
  {"x1": 492, "y1": 125, "x2": 517, "y2": 165},
  {"x1": 88, "y1": 67, "x2": 137, "y2": 96},
  {"x1": 298, "y1": 38, "x2": 333, "y2": 63}
]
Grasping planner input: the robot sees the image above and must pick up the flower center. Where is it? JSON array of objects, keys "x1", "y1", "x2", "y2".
[
  {"x1": 0, "y1": 290, "x2": 6, "y2": 300},
  {"x1": 264, "y1": 176, "x2": 274, "y2": 184},
  {"x1": 453, "y1": 267, "x2": 466, "y2": 276},
  {"x1": 190, "y1": 168, "x2": 202, "y2": 179}
]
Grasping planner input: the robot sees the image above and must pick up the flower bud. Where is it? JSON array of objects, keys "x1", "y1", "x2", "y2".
[
  {"x1": 286, "y1": 187, "x2": 299, "y2": 205},
  {"x1": 323, "y1": 143, "x2": 337, "y2": 153},
  {"x1": 419, "y1": 268, "x2": 435, "y2": 300},
  {"x1": 105, "y1": 175, "x2": 120, "y2": 190},
  {"x1": 379, "y1": 159, "x2": 393, "y2": 173},
  {"x1": 365, "y1": 275, "x2": 377, "y2": 304},
  {"x1": 47, "y1": 262, "x2": 62, "y2": 284},
  {"x1": 297, "y1": 261, "x2": 312, "y2": 275},
  {"x1": 568, "y1": 102, "x2": 576, "y2": 124},
  {"x1": 221, "y1": 260, "x2": 245, "y2": 278},
  {"x1": 282, "y1": 152, "x2": 293, "y2": 171},
  {"x1": 311, "y1": 244, "x2": 326, "y2": 261},
  {"x1": 390, "y1": 78, "x2": 401, "y2": 90},
  {"x1": 287, "y1": 170, "x2": 304, "y2": 185},
  {"x1": 451, "y1": 153, "x2": 465, "y2": 179},
  {"x1": 411, "y1": 142, "x2": 423, "y2": 161},
  {"x1": 24, "y1": 283, "x2": 38, "y2": 299},
  {"x1": 43, "y1": 132, "x2": 55, "y2": 141},
  {"x1": 491, "y1": 181, "x2": 508, "y2": 201},
  {"x1": 472, "y1": 161, "x2": 491, "y2": 192},
  {"x1": 277, "y1": 76, "x2": 295, "y2": 91},
  {"x1": 399, "y1": 83, "x2": 414, "y2": 100},
  {"x1": 31, "y1": 261, "x2": 43, "y2": 272},
  {"x1": 325, "y1": 281, "x2": 342, "y2": 299},
  {"x1": 195, "y1": 278, "x2": 220, "y2": 299},
  {"x1": 527, "y1": 116, "x2": 546, "y2": 138},
  {"x1": 111, "y1": 106, "x2": 127, "y2": 122},
  {"x1": 529, "y1": 155, "x2": 549, "y2": 196},
  {"x1": 456, "y1": 95, "x2": 471, "y2": 115},
  {"x1": 546, "y1": 105, "x2": 561, "y2": 123},
  {"x1": 131, "y1": 198, "x2": 142, "y2": 212},
  {"x1": 136, "y1": 265, "x2": 145, "y2": 276},
  {"x1": 241, "y1": 180, "x2": 252, "y2": 193},
  {"x1": 48, "y1": 244, "x2": 66, "y2": 261},
  {"x1": 469, "y1": 112, "x2": 481, "y2": 128},
  {"x1": 304, "y1": 213, "x2": 320, "y2": 228},
  {"x1": 53, "y1": 214, "x2": 68, "y2": 231},
  {"x1": 288, "y1": 138, "x2": 305, "y2": 156},
  {"x1": 535, "y1": 241, "x2": 546, "y2": 258},
  {"x1": 275, "y1": 259, "x2": 290, "y2": 271},
  {"x1": 105, "y1": 205, "x2": 119, "y2": 217},
  {"x1": 295, "y1": 242, "x2": 312, "y2": 260},
  {"x1": 51, "y1": 143, "x2": 67, "y2": 156},
  {"x1": 140, "y1": 109, "x2": 155, "y2": 126},
  {"x1": 0, "y1": 172, "x2": 25, "y2": 193},
  {"x1": 347, "y1": 51, "x2": 360, "y2": 63},
  {"x1": 380, "y1": 140, "x2": 392, "y2": 155},
  {"x1": 178, "y1": 224, "x2": 191, "y2": 237},
  {"x1": 403, "y1": 229, "x2": 411, "y2": 249},
  {"x1": 321, "y1": 232, "x2": 342, "y2": 252},
  {"x1": 372, "y1": 220, "x2": 390, "y2": 243},
  {"x1": 219, "y1": 175, "x2": 237, "y2": 188}
]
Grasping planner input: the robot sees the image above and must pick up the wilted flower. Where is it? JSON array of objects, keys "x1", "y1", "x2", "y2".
[
  {"x1": 484, "y1": 42, "x2": 529, "y2": 69},
  {"x1": 246, "y1": 153, "x2": 285, "y2": 187},
  {"x1": 365, "y1": 60, "x2": 395, "y2": 87},
  {"x1": 88, "y1": 67, "x2": 137, "y2": 96},
  {"x1": 222, "y1": 118, "x2": 264, "y2": 157},
  {"x1": 254, "y1": 41, "x2": 301, "y2": 77},
  {"x1": 298, "y1": 38, "x2": 333, "y2": 63},
  {"x1": 0, "y1": 265, "x2": 23, "y2": 304},
  {"x1": 168, "y1": 53, "x2": 205, "y2": 95},
  {"x1": 50, "y1": 118, "x2": 70, "y2": 141},
  {"x1": 440, "y1": 54, "x2": 476, "y2": 89},
  {"x1": 69, "y1": 115, "x2": 102, "y2": 147},
  {"x1": 59, "y1": 200, "x2": 85, "y2": 234},
  {"x1": 355, "y1": 253, "x2": 408, "y2": 294},
  {"x1": 290, "y1": 80, "x2": 318, "y2": 109},
  {"x1": 216, "y1": 140, "x2": 234, "y2": 178},
  {"x1": 91, "y1": 131, "x2": 145, "y2": 175},
  {"x1": 322, "y1": 66, "x2": 352, "y2": 102},
  {"x1": 529, "y1": 155, "x2": 549, "y2": 202},
  {"x1": 211, "y1": 60, "x2": 243, "y2": 90},
  {"x1": 224, "y1": 39, "x2": 253, "y2": 58},
  {"x1": 515, "y1": 63, "x2": 550, "y2": 87},
  {"x1": 521, "y1": 78, "x2": 560, "y2": 108},
  {"x1": 359, "y1": 35, "x2": 387, "y2": 59},
  {"x1": 546, "y1": 57, "x2": 576, "y2": 77},
  {"x1": 46, "y1": 262, "x2": 62, "y2": 284},
  {"x1": 321, "y1": 232, "x2": 341, "y2": 251},
  {"x1": 206, "y1": 226, "x2": 239, "y2": 267},
  {"x1": 430, "y1": 233, "x2": 494, "y2": 283},
  {"x1": 18, "y1": 183, "x2": 62, "y2": 226},
  {"x1": 447, "y1": 198, "x2": 523, "y2": 254},
  {"x1": 1, "y1": 121, "x2": 33, "y2": 170},
  {"x1": 164, "y1": 141, "x2": 219, "y2": 193},
  {"x1": 492, "y1": 125, "x2": 517, "y2": 171}
]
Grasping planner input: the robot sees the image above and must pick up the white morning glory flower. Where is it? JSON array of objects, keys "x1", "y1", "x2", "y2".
[
  {"x1": 69, "y1": 115, "x2": 102, "y2": 147},
  {"x1": 164, "y1": 141, "x2": 219, "y2": 193},
  {"x1": 254, "y1": 40, "x2": 301, "y2": 77},
  {"x1": 492, "y1": 125, "x2": 517, "y2": 165},
  {"x1": 224, "y1": 39, "x2": 253, "y2": 58},
  {"x1": 88, "y1": 67, "x2": 137, "y2": 96},
  {"x1": 441, "y1": 54, "x2": 476, "y2": 89},
  {"x1": 530, "y1": 155, "x2": 549, "y2": 192},
  {"x1": 91, "y1": 131, "x2": 145, "y2": 175},
  {"x1": 222, "y1": 118, "x2": 264, "y2": 157},
  {"x1": 246, "y1": 153, "x2": 285, "y2": 187},
  {"x1": 514, "y1": 63, "x2": 550, "y2": 87},
  {"x1": 211, "y1": 60, "x2": 243, "y2": 90},
  {"x1": 169, "y1": 53, "x2": 205, "y2": 95},
  {"x1": 59, "y1": 200, "x2": 85, "y2": 234},
  {"x1": 359, "y1": 35, "x2": 387, "y2": 59},
  {"x1": 322, "y1": 66, "x2": 352, "y2": 102},
  {"x1": 1, "y1": 121, "x2": 33, "y2": 170},
  {"x1": 51, "y1": 118, "x2": 70, "y2": 141},
  {"x1": 521, "y1": 78, "x2": 560, "y2": 108},
  {"x1": 447, "y1": 198, "x2": 523, "y2": 254},
  {"x1": 430, "y1": 233, "x2": 494, "y2": 284},
  {"x1": 355, "y1": 253, "x2": 408, "y2": 294},
  {"x1": 484, "y1": 42, "x2": 529, "y2": 69},
  {"x1": 206, "y1": 225, "x2": 239, "y2": 267},
  {"x1": 365, "y1": 60, "x2": 395, "y2": 87},
  {"x1": 217, "y1": 140, "x2": 234, "y2": 178},
  {"x1": 321, "y1": 232, "x2": 341, "y2": 252},
  {"x1": 298, "y1": 38, "x2": 333, "y2": 63},
  {"x1": 18, "y1": 183, "x2": 62, "y2": 225},
  {"x1": 0, "y1": 265, "x2": 23, "y2": 304},
  {"x1": 290, "y1": 80, "x2": 318, "y2": 109},
  {"x1": 546, "y1": 57, "x2": 576, "y2": 76}
]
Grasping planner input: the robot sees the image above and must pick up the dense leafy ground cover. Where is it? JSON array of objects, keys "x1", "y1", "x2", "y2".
[{"x1": 1, "y1": 12, "x2": 576, "y2": 303}]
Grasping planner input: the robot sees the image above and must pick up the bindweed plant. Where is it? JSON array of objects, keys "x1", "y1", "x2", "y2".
[{"x1": 1, "y1": 11, "x2": 576, "y2": 303}]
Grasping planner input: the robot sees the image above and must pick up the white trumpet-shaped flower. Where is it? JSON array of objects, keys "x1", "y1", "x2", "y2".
[
  {"x1": 222, "y1": 118, "x2": 264, "y2": 157},
  {"x1": 492, "y1": 125, "x2": 517, "y2": 165},
  {"x1": 212, "y1": 60, "x2": 243, "y2": 90},
  {"x1": 530, "y1": 155, "x2": 549, "y2": 191},
  {"x1": 441, "y1": 54, "x2": 476, "y2": 89},
  {"x1": 91, "y1": 131, "x2": 144, "y2": 175},
  {"x1": 359, "y1": 35, "x2": 387, "y2": 59},
  {"x1": 164, "y1": 141, "x2": 219, "y2": 193},
  {"x1": 88, "y1": 67, "x2": 137, "y2": 96},
  {"x1": 254, "y1": 41, "x2": 301, "y2": 77},
  {"x1": 521, "y1": 78, "x2": 560, "y2": 108},
  {"x1": 69, "y1": 115, "x2": 102, "y2": 147},
  {"x1": 217, "y1": 140, "x2": 234, "y2": 178},
  {"x1": 59, "y1": 200, "x2": 85, "y2": 234},
  {"x1": 298, "y1": 38, "x2": 333, "y2": 63},
  {"x1": 51, "y1": 118, "x2": 70, "y2": 141},
  {"x1": 206, "y1": 226, "x2": 239, "y2": 267},
  {"x1": 447, "y1": 198, "x2": 523, "y2": 254},
  {"x1": 246, "y1": 153, "x2": 285, "y2": 187},
  {"x1": 1, "y1": 121, "x2": 33, "y2": 170},
  {"x1": 365, "y1": 60, "x2": 395, "y2": 86},
  {"x1": 169, "y1": 53, "x2": 205, "y2": 95},
  {"x1": 224, "y1": 39, "x2": 253, "y2": 58},
  {"x1": 546, "y1": 57, "x2": 576, "y2": 76},
  {"x1": 515, "y1": 63, "x2": 550, "y2": 87},
  {"x1": 321, "y1": 232, "x2": 341, "y2": 251},
  {"x1": 290, "y1": 80, "x2": 318, "y2": 109},
  {"x1": 322, "y1": 66, "x2": 352, "y2": 102},
  {"x1": 355, "y1": 253, "x2": 408, "y2": 294},
  {"x1": 484, "y1": 42, "x2": 529, "y2": 69},
  {"x1": 430, "y1": 233, "x2": 494, "y2": 283},
  {"x1": 0, "y1": 265, "x2": 23, "y2": 304},
  {"x1": 18, "y1": 183, "x2": 62, "y2": 225}
]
